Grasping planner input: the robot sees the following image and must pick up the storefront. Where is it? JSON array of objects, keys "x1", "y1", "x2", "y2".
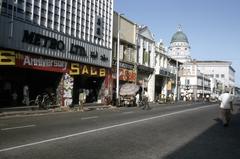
[
  {"x1": 68, "y1": 62, "x2": 109, "y2": 106},
  {"x1": 136, "y1": 64, "x2": 155, "y2": 101},
  {"x1": 112, "y1": 60, "x2": 137, "y2": 87},
  {"x1": 155, "y1": 75, "x2": 165, "y2": 99},
  {"x1": 0, "y1": 50, "x2": 110, "y2": 107},
  {"x1": 0, "y1": 50, "x2": 66, "y2": 107},
  {"x1": 0, "y1": 15, "x2": 112, "y2": 108},
  {"x1": 137, "y1": 64, "x2": 154, "y2": 88}
]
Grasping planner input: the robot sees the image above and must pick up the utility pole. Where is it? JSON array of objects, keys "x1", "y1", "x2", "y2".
[
  {"x1": 202, "y1": 73, "x2": 205, "y2": 100},
  {"x1": 116, "y1": 13, "x2": 124, "y2": 105},
  {"x1": 175, "y1": 60, "x2": 179, "y2": 101},
  {"x1": 176, "y1": 60, "x2": 179, "y2": 101}
]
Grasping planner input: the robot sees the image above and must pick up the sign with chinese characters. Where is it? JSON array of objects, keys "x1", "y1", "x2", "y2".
[
  {"x1": 112, "y1": 68, "x2": 136, "y2": 82},
  {"x1": 63, "y1": 73, "x2": 74, "y2": 106}
]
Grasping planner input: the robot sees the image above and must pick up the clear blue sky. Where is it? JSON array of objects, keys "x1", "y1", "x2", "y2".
[{"x1": 114, "y1": 0, "x2": 240, "y2": 86}]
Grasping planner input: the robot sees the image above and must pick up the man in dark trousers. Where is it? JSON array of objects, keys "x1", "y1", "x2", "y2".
[
  {"x1": 218, "y1": 89, "x2": 234, "y2": 127},
  {"x1": 142, "y1": 88, "x2": 150, "y2": 110}
]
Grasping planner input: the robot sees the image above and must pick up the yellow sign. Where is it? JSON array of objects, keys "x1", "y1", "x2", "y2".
[
  {"x1": 69, "y1": 63, "x2": 106, "y2": 77},
  {"x1": 167, "y1": 81, "x2": 172, "y2": 90},
  {"x1": 0, "y1": 50, "x2": 16, "y2": 65}
]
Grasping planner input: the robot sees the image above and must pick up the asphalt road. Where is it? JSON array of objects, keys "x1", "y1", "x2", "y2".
[{"x1": 0, "y1": 102, "x2": 240, "y2": 159}]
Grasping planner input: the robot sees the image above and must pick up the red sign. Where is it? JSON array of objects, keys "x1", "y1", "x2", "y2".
[
  {"x1": 15, "y1": 53, "x2": 68, "y2": 73},
  {"x1": 112, "y1": 68, "x2": 136, "y2": 82}
]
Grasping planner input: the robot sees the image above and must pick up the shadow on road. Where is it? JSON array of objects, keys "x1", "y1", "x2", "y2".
[{"x1": 163, "y1": 111, "x2": 240, "y2": 159}]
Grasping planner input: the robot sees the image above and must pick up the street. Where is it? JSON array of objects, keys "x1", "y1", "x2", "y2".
[{"x1": 1, "y1": 103, "x2": 240, "y2": 159}]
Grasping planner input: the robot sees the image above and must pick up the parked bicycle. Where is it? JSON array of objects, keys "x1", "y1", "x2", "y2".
[
  {"x1": 29, "y1": 94, "x2": 42, "y2": 106},
  {"x1": 30, "y1": 92, "x2": 57, "y2": 109},
  {"x1": 41, "y1": 92, "x2": 57, "y2": 109}
]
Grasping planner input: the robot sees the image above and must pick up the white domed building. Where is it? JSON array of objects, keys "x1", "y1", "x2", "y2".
[{"x1": 168, "y1": 26, "x2": 191, "y2": 63}]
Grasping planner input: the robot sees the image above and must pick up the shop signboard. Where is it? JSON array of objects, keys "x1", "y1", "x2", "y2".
[
  {"x1": 69, "y1": 63, "x2": 107, "y2": 77},
  {"x1": 0, "y1": 50, "x2": 15, "y2": 65},
  {"x1": 0, "y1": 50, "x2": 68, "y2": 73},
  {"x1": 15, "y1": 53, "x2": 68, "y2": 73},
  {"x1": 0, "y1": 16, "x2": 111, "y2": 68},
  {"x1": 112, "y1": 67, "x2": 136, "y2": 82},
  {"x1": 167, "y1": 81, "x2": 172, "y2": 91},
  {"x1": 0, "y1": 50, "x2": 108, "y2": 77}
]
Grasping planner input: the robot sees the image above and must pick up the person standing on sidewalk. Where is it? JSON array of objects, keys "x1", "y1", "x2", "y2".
[
  {"x1": 218, "y1": 89, "x2": 234, "y2": 127},
  {"x1": 79, "y1": 89, "x2": 86, "y2": 111},
  {"x1": 22, "y1": 85, "x2": 29, "y2": 106},
  {"x1": 11, "y1": 90, "x2": 18, "y2": 106}
]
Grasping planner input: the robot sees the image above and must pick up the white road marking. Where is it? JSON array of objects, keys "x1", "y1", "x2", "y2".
[
  {"x1": 81, "y1": 116, "x2": 99, "y2": 120},
  {"x1": 1, "y1": 125, "x2": 36, "y2": 131},
  {"x1": 122, "y1": 111, "x2": 134, "y2": 114},
  {"x1": 0, "y1": 104, "x2": 216, "y2": 152}
]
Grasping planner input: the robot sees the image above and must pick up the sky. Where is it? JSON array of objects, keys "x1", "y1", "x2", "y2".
[{"x1": 114, "y1": 0, "x2": 240, "y2": 86}]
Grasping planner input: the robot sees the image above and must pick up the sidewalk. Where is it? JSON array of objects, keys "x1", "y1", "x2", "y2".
[
  {"x1": 0, "y1": 103, "x2": 115, "y2": 118},
  {"x1": 0, "y1": 101, "x2": 210, "y2": 118}
]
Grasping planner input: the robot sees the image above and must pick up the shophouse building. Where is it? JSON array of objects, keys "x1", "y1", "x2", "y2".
[
  {"x1": 0, "y1": 0, "x2": 113, "y2": 107},
  {"x1": 136, "y1": 26, "x2": 155, "y2": 101},
  {"x1": 112, "y1": 12, "x2": 137, "y2": 96},
  {"x1": 154, "y1": 40, "x2": 180, "y2": 101},
  {"x1": 154, "y1": 41, "x2": 168, "y2": 100}
]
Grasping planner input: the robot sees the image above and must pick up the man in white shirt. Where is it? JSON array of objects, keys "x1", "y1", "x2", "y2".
[
  {"x1": 218, "y1": 89, "x2": 234, "y2": 127},
  {"x1": 142, "y1": 89, "x2": 150, "y2": 110}
]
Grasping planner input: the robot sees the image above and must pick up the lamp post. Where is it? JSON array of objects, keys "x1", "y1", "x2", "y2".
[
  {"x1": 175, "y1": 60, "x2": 179, "y2": 101},
  {"x1": 116, "y1": 13, "x2": 124, "y2": 105},
  {"x1": 202, "y1": 73, "x2": 205, "y2": 100}
]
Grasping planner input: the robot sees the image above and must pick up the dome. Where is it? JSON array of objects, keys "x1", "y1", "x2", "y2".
[{"x1": 171, "y1": 31, "x2": 189, "y2": 43}]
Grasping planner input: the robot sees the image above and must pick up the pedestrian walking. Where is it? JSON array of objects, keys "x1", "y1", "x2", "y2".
[
  {"x1": 218, "y1": 89, "x2": 234, "y2": 127},
  {"x1": 135, "y1": 91, "x2": 140, "y2": 107},
  {"x1": 142, "y1": 89, "x2": 150, "y2": 110}
]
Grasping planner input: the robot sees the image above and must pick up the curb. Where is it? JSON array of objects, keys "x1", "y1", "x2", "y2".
[
  {"x1": 0, "y1": 105, "x2": 114, "y2": 118},
  {"x1": 0, "y1": 101, "x2": 214, "y2": 118}
]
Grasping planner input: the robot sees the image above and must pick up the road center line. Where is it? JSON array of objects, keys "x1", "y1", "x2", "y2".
[
  {"x1": 81, "y1": 116, "x2": 98, "y2": 120},
  {"x1": 0, "y1": 104, "x2": 216, "y2": 152},
  {"x1": 1, "y1": 125, "x2": 36, "y2": 131}
]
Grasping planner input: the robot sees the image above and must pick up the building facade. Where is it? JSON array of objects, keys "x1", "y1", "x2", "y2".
[
  {"x1": 154, "y1": 41, "x2": 168, "y2": 100},
  {"x1": 195, "y1": 60, "x2": 236, "y2": 93},
  {"x1": 112, "y1": 12, "x2": 137, "y2": 89},
  {"x1": 155, "y1": 41, "x2": 179, "y2": 102},
  {"x1": 0, "y1": 0, "x2": 114, "y2": 107},
  {"x1": 179, "y1": 62, "x2": 211, "y2": 101},
  {"x1": 136, "y1": 26, "x2": 155, "y2": 102}
]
